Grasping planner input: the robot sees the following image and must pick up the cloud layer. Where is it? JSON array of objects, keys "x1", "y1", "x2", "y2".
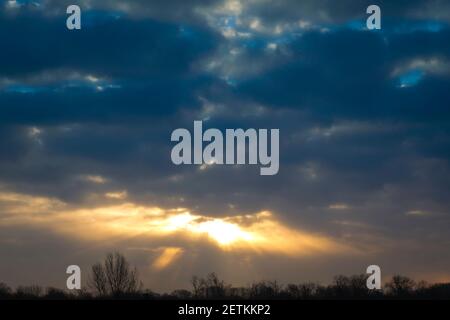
[{"x1": 1, "y1": 0, "x2": 450, "y2": 291}]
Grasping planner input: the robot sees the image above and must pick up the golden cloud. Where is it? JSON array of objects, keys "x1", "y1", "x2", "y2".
[{"x1": 0, "y1": 191, "x2": 356, "y2": 258}]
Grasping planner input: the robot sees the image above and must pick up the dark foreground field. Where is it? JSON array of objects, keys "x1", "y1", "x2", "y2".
[{"x1": 2, "y1": 253, "x2": 449, "y2": 300}]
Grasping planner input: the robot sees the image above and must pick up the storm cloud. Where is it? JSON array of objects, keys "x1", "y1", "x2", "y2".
[{"x1": 0, "y1": 0, "x2": 450, "y2": 292}]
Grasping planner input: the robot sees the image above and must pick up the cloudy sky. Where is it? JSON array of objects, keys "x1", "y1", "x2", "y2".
[{"x1": 1, "y1": 0, "x2": 450, "y2": 292}]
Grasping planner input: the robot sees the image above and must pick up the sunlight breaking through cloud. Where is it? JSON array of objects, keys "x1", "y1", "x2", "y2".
[
  {"x1": 152, "y1": 247, "x2": 184, "y2": 270},
  {"x1": 0, "y1": 191, "x2": 354, "y2": 257}
]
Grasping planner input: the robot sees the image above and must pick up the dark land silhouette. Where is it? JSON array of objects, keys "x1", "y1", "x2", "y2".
[{"x1": 1, "y1": 252, "x2": 450, "y2": 300}]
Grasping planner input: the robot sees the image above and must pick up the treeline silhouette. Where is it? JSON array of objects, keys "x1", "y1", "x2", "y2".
[{"x1": 1, "y1": 253, "x2": 449, "y2": 300}]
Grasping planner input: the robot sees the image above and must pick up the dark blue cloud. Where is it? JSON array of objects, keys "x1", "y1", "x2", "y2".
[
  {"x1": 0, "y1": 76, "x2": 219, "y2": 124},
  {"x1": 0, "y1": 7, "x2": 223, "y2": 124},
  {"x1": 1, "y1": 0, "x2": 450, "y2": 288},
  {"x1": 0, "y1": 8, "x2": 219, "y2": 78},
  {"x1": 235, "y1": 27, "x2": 450, "y2": 123}
]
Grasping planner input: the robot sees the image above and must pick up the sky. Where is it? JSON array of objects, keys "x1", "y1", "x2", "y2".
[{"x1": 0, "y1": 0, "x2": 450, "y2": 292}]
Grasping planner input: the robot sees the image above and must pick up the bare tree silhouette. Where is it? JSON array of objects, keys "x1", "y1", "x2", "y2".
[
  {"x1": 1, "y1": 252, "x2": 450, "y2": 300},
  {"x1": 386, "y1": 275, "x2": 416, "y2": 297},
  {"x1": 15, "y1": 285, "x2": 43, "y2": 299},
  {"x1": 0, "y1": 282, "x2": 12, "y2": 299},
  {"x1": 330, "y1": 274, "x2": 372, "y2": 298},
  {"x1": 286, "y1": 282, "x2": 318, "y2": 299},
  {"x1": 190, "y1": 273, "x2": 228, "y2": 298},
  {"x1": 89, "y1": 252, "x2": 142, "y2": 297},
  {"x1": 249, "y1": 280, "x2": 282, "y2": 299}
]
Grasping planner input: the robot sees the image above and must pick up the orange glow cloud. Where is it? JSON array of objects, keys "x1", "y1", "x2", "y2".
[
  {"x1": 0, "y1": 191, "x2": 355, "y2": 257},
  {"x1": 152, "y1": 247, "x2": 184, "y2": 270}
]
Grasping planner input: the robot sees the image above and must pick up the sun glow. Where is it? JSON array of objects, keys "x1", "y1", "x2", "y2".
[
  {"x1": 160, "y1": 212, "x2": 253, "y2": 245},
  {"x1": 0, "y1": 191, "x2": 354, "y2": 257},
  {"x1": 195, "y1": 219, "x2": 253, "y2": 245},
  {"x1": 152, "y1": 247, "x2": 183, "y2": 270}
]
